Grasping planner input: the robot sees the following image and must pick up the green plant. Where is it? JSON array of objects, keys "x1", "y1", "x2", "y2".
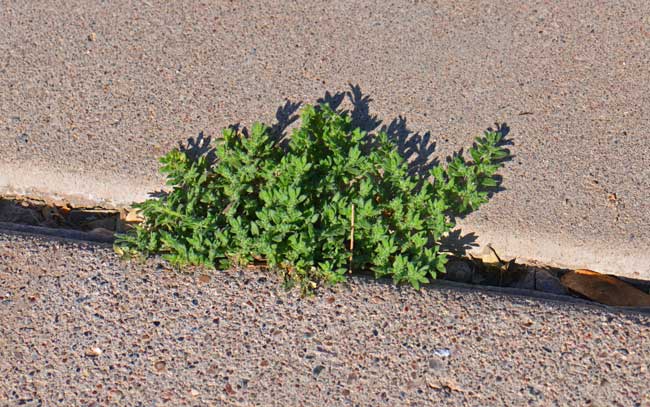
[{"x1": 116, "y1": 103, "x2": 508, "y2": 293}]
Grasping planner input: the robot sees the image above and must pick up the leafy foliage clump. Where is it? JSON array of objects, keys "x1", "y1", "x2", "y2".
[{"x1": 116, "y1": 103, "x2": 508, "y2": 292}]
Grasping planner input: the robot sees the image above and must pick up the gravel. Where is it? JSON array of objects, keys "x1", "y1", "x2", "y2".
[{"x1": 1, "y1": 231, "x2": 649, "y2": 406}]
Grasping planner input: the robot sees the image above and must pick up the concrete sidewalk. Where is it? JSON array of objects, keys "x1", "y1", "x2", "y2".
[
  {"x1": 2, "y1": 231, "x2": 649, "y2": 406},
  {"x1": 1, "y1": 1, "x2": 649, "y2": 277}
]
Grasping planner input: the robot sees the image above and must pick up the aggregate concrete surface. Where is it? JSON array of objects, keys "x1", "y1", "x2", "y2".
[
  {"x1": 1, "y1": 231, "x2": 650, "y2": 406},
  {"x1": 1, "y1": 1, "x2": 650, "y2": 277}
]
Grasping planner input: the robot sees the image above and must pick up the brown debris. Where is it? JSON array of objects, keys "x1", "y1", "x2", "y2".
[
  {"x1": 427, "y1": 377, "x2": 464, "y2": 393},
  {"x1": 125, "y1": 208, "x2": 144, "y2": 223},
  {"x1": 0, "y1": 196, "x2": 142, "y2": 235},
  {"x1": 560, "y1": 269, "x2": 650, "y2": 307}
]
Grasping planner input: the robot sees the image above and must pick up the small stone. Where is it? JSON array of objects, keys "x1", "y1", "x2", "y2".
[
  {"x1": 189, "y1": 388, "x2": 199, "y2": 397},
  {"x1": 87, "y1": 217, "x2": 117, "y2": 231},
  {"x1": 198, "y1": 274, "x2": 211, "y2": 284},
  {"x1": 428, "y1": 358, "x2": 444, "y2": 370},
  {"x1": 444, "y1": 260, "x2": 473, "y2": 283},
  {"x1": 154, "y1": 360, "x2": 166, "y2": 371},
  {"x1": 536, "y1": 269, "x2": 568, "y2": 295},
  {"x1": 85, "y1": 347, "x2": 103, "y2": 357},
  {"x1": 88, "y1": 32, "x2": 96, "y2": 42},
  {"x1": 528, "y1": 385, "x2": 542, "y2": 397},
  {"x1": 433, "y1": 348, "x2": 451, "y2": 358},
  {"x1": 312, "y1": 365, "x2": 325, "y2": 377},
  {"x1": 224, "y1": 383, "x2": 236, "y2": 396},
  {"x1": 16, "y1": 133, "x2": 29, "y2": 144},
  {"x1": 160, "y1": 390, "x2": 173, "y2": 401},
  {"x1": 109, "y1": 389, "x2": 125, "y2": 401}
]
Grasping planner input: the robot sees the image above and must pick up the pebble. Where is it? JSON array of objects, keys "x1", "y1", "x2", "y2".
[
  {"x1": 85, "y1": 347, "x2": 102, "y2": 357},
  {"x1": 312, "y1": 365, "x2": 325, "y2": 377},
  {"x1": 16, "y1": 134, "x2": 29, "y2": 144},
  {"x1": 445, "y1": 260, "x2": 474, "y2": 283},
  {"x1": 536, "y1": 270, "x2": 568, "y2": 295}
]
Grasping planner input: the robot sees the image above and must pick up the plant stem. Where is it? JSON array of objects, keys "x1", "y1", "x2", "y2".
[{"x1": 349, "y1": 203, "x2": 355, "y2": 274}]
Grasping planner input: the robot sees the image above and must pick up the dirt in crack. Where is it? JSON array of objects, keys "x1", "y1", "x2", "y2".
[
  {"x1": 0, "y1": 197, "x2": 139, "y2": 238},
  {"x1": 443, "y1": 250, "x2": 650, "y2": 308},
  {"x1": 1, "y1": 197, "x2": 649, "y2": 309}
]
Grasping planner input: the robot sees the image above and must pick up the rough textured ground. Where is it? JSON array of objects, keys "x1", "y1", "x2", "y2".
[
  {"x1": 1, "y1": 1, "x2": 649, "y2": 277},
  {"x1": 1, "y1": 231, "x2": 649, "y2": 406}
]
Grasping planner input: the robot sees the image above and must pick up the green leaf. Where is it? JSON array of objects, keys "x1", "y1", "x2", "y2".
[
  {"x1": 115, "y1": 100, "x2": 508, "y2": 294},
  {"x1": 481, "y1": 177, "x2": 498, "y2": 187}
]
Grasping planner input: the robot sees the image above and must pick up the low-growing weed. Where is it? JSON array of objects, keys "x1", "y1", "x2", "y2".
[{"x1": 115, "y1": 103, "x2": 508, "y2": 293}]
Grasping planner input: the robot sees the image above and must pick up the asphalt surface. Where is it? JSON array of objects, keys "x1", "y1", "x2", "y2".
[
  {"x1": 1, "y1": 230, "x2": 649, "y2": 406},
  {"x1": 1, "y1": 1, "x2": 650, "y2": 277}
]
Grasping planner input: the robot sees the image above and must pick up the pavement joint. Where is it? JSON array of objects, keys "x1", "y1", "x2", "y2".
[{"x1": 2, "y1": 194, "x2": 649, "y2": 309}]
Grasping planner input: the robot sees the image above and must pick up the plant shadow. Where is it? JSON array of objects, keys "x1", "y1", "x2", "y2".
[
  {"x1": 439, "y1": 229, "x2": 480, "y2": 256},
  {"x1": 179, "y1": 131, "x2": 216, "y2": 163},
  {"x1": 317, "y1": 84, "x2": 440, "y2": 178}
]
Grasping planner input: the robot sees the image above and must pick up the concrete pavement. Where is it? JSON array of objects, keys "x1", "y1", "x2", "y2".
[
  {"x1": 2, "y1": 231, "x2": 649, "y2": 406},
  {"x1": 1, "y1": 1, "x2": 649, "y2": 277}
]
